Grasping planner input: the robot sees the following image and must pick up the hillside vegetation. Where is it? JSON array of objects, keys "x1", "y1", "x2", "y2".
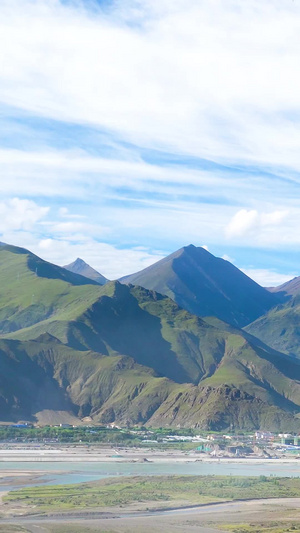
[
  {"x1": 0, "y1": 244, "x2": 299, "y2": 430},
  {"x1": 246, "y1": 295, "x2": 300, "y2": 359}
]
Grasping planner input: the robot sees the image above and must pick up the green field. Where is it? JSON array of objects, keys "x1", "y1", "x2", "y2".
[{"x1": 5, "y1": 475, "x2": 300, "y2": 512}]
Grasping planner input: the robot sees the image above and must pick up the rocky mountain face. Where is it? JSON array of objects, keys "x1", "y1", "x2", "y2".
[
  {"x1": 0, "y1": 242, "x2": 299, "y2": 431},
  {"x1": 120, "y1": 245, "x2": 278, "y2": 328}
]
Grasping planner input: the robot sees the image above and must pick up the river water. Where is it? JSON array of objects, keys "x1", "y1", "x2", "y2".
[{"x1": 0, "y1": 460, "x2": 299, "y2": 491}]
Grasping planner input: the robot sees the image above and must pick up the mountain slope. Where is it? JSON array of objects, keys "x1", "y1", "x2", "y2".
[
  {"x1": 268, "y1": 276, "x2": 300, "y2": 299},
  {"x1": 0, "y1": 244, "x2": 300, "y2": 430},
  {"x1": 0, "y1": 244, "x2": 104, "y2": 335},
  {"x1": 0, "y1": 336, "x2": 175, "y2": 425},
  {"x1": 120, "y1": 245, "x2": 278, "y2": 328},
  {"x1": 1, "y1": 327, "x2": 300, "y2": 431},
  {"x1": 0, "y1": 244, "x2": 99, "y2": 286},
  {"x1": 4, "y1": 280, "x2": 234, "y2": 385},
  {"x1": 63, "y1": 258, "x2": 108, "y2": 285},
  {"x1": 245, "y1": 295, "x2": 300, "y2": 359}
]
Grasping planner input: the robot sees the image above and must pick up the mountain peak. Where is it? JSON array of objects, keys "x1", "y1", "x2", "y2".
[
  {"x1": 73, "y1": 258, "x2": 88, "y2": 266},
  {"x1": 120, "y1": 245, "x2": 278, "y2": 327},
  {"x1": 63, "y1": 258, "x2": 108, "y2": 285},
  {"x1": 182, "y1": 244, "x2": 214, "y2": 257}
]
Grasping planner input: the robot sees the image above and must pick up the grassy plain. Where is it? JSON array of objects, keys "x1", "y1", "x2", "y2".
[{"x1": 5, "y1": 475, "x2": 300, "y2": 513}]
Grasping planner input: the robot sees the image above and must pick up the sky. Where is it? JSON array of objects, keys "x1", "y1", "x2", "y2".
[{"x1": 0, "y1": 0, "x2": 300, "y2": 285}]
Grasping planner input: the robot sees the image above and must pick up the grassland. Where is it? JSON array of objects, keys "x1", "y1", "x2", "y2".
[
  {"x1": 219, "y1": 522, "x2": 300, "y2": 533},
  {"x1": 5, "y1": 475, "x2": 300, "y2": 513}
]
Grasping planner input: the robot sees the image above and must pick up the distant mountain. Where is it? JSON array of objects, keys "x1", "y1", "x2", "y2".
[
  {"x1": 120, "y1": 245, "x2": 278, "y2": 328},
  {"x1": 0, "y1": 243, "x2": 98, "y2": 287},
  {"x1": 63, "y1": 258, "x2": 108, "y2": 285},
  {"x1": 245, "y1": 294, "x2": 300, "y2": 359},
  {"x1": 267, "y1": 276, "x2": 300, "y2": 299}
]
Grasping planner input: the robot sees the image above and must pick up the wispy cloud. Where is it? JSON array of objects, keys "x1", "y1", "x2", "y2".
[
  {"x1": 1, "y1": 0, "x2": 300, "y2": 166},
  {"x1": 241, "y1": 268, "x2": 296, "y2": 288},
  {"x1": 0, "y1": 198, "x2": 49, "y2": 233},
  {"x1": 0, "y1": 0, "x2": 300, "y2": 283}
]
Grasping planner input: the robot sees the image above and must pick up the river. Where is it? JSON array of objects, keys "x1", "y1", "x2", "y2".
[{"x1": 0, "y1": 459, "x2": 299, "y2": 491}]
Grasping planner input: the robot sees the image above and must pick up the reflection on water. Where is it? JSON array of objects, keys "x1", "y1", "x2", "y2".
[{"x1": 0, "y1": 460, "x2": 299, "y2": 491}]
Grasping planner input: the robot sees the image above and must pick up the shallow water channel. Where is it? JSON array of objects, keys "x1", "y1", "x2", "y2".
[{"x1": 0, "y1": 460, "x2": 299, "y2": 492}]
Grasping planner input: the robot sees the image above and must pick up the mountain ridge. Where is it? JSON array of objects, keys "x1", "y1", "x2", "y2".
[
  {"x1": 120, "y1": 244, "x2": 278, "y2": 328},
  {"x1": 245, "y1": 294, "x2": 300, "y2": 359},
  {"x1": 267, "y1": 276, "x2": 300, "y2": 299}
]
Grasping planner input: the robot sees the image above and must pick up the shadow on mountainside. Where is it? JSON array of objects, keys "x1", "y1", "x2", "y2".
[{"x1": 73, "y1": 287, "x2": 191, "y2": 384}]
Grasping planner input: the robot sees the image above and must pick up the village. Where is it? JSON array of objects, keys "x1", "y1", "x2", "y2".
[{"x1": 0, "y1": 425, "x2": 300, "y2": 460}]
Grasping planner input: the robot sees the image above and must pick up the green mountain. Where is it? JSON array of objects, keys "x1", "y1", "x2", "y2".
[
  {"x1": 0, "y1": 243, "x2": 299, "y2": 431},
  {"x1": 120, "y1": 245, "x2": 278, "y2": 328},
  {"x1": 0, "y1": 243, "x2": 102, "y2": 335},
  {"x1": 63, "y1": 258, "x2": 108, "y2": 285},
  {"x1": 268, "y1": 276, "x2": 300, "y2": 299},
  {"x1": 245, "y1": 294, "x2": 300, "y2": 359}
]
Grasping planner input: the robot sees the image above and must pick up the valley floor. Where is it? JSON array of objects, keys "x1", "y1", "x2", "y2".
[
  {"x1": 1, "y1": 446, "x2": 300, "y2": 532},
  {"x1": 2, "y1": 497, "x2": 300, "y2": 533}
]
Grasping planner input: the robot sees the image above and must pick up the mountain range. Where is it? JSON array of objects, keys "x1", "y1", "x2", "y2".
[{"x1": 0, "y1": 241, "x2": 299, "y2": 431}]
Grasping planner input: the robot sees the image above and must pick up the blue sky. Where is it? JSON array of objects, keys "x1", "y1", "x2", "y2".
[{"x1": 0, "y1": 0, "x2": 300, "y2": 284}]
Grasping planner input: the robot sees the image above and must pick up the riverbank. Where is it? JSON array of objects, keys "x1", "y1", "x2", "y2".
[{"x1": 0, "y1": 445, "x2": 298, "y2": 463}]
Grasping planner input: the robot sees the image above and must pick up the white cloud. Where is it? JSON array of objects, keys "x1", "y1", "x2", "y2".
[
  {"x1": 48, "y1": 221, "x2": 110, "y2": 240},
  {"x1": 242, "y1": 268, "x2": 295, "y2": 288},
  {"x1": 0, "y1": 147, "x2": 231, "y2": 193},
  {"x1": 0, "y1": 198, "x2": 49, "y2": 233},
  {"x1": 225, "y1": 210, "x2": 259, "y2": 239},
  {"x1": 261, "y1": 211, "x2": 288, "y2": 226},
  {"x1": 225, "y1": 209, "x2": 288, "y2": 240},
  {"x1": 58, "y1": 207, "x2": 85, "y2": 219},
  {"x1": 36, "y1": 237, "x2": 164, "y2": 279},
  {"x1": 222, "y1": 254, "x2": 234, "y2": 263},
  {"x1": 0, "y1": 0, "x2": 300, "y2": 169}
]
